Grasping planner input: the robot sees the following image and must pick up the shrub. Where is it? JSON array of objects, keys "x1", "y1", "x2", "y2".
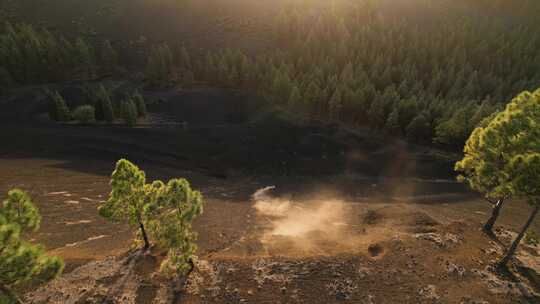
[
  {"x1": 73, "y1": 105, "x2": 96, "y2": 123},
  {"x1": 132, "y1": 91, "x2": 147, "y2": 117},
  {"x1": 0, "y1": 189, "x2": 64, "y2": 303}
]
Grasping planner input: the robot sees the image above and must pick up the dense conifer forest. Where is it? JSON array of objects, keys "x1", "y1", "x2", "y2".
[{"x1": 1, "y1": 0, "x2": 540, "y2": 146}]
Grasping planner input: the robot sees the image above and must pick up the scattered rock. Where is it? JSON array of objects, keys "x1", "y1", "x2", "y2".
[
  {"x1": 358, "y1": 266, "x2": 372, "y2": 279},
  {"x1": 445, "y1": 261, "x2": 466, "y2": 278},
  {"x1": 418, "y1": 284, "x2": 440, "y2": 301},
  {"x1": 415, "y1": 232, "x2": 461, "y2": 248},
  {"x1": 25, "y1": 251, "x2": 154, "y2": 304},
  {"x1": 475, "y1": 267, "x2": 535, "y2": 298},
  {"x1": 326, "y1": 278, "x2": 357, "y2": 301},
  {"x1": 363, "y1": 294, "x2": 375, "y2": 304},
  {"x1": 459, "y1": 297, "x2": 489, "y2": 304}
]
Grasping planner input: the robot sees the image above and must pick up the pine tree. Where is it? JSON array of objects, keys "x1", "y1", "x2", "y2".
[
  {"x1": 48, "y1": 91, "x2": 71, "y2": 122},
  {"x1": 99, "y1": 159, "x2": 203, "y2": 277},
  {"x1": 74, "y1": 38, "x2": 94, "y2": 78},
  {"x1": 122, "y1": 98, "x2": 138, "y2": 127},
  {"x1": 368, "y1": 94, "x2": 386, "y2": 129},
  {"x1": 456, "y1": 88, "x2": 540, "y2": 234},
  {"x1": 406, "y1": 113, "x2": 431, "y2": 142},
  {"x1": 0, "y1": 189, "x2": 64, "y2": 303},
  {"x1": 434, "y1": 102, "x2": 475, "y2": 146},
  {"x1": 132, "y1": 90, "x2": 147, "y2": 117},
  {"x1": 397, "y1": 97, "x2": 419, "y2": 131},
  {"x1": 146, "y1": 43, "x2": 174, "y2": 86},
  {"x1": 147, "y1": 178, "x2": 203, "y2": 277},
  {"x1": 385, "y1": 108, "x2": 401, "y2": 136},
  {"x1": 96, "y1": 85, "x2": 114, "y2": 122},
  {"x1": 84, "y1": 84, "x2": 102, "y2": 120},
  {"x1": 328, "y1": 87, "x2": 343, "y2": 121}
]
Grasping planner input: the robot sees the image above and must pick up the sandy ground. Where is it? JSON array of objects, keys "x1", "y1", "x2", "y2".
[{"x1": 0, "y1": 157, "x2": 538, "y2": 303}]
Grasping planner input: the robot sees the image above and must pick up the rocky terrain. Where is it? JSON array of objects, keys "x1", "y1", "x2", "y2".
[{"x1": 0, "y1": 84, "x2": 538, "y2": 304}]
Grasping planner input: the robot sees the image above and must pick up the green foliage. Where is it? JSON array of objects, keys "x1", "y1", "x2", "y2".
[
  {"x1": 434, "y1": 106, "x2": 475, "y2": 146},
  {"x1": 456, "y1": 89, "x2": 540, "y2": 202},
  {"x1": 99, "y1": 159, "x2": 203, "y2": 277},
  {"x1": 74, "y1": 38, "x2": 94, "y2": 78},
  {"x1": 397, "y1": 97, "x2": 419, "y2": 131},
  {"x1": 122, "y1": 98, "x2": 138, "y2": 127},
  {"x1": 4, "y1": 1, "x2": 540, "y2": 146},
  {"x1": 99, "y1": 159, "x2": 146, "y2": 224},
  {"x1": 406, "y1": 113, "x2": 432, "y2": 142},
  {"x1": 0, "y1": 22, "x2": 95, "y2": 85},
  {"x1": 146, "y1": 179, "x2": 203, "y2": 276},
  {"x1": 0, "y1": 189, "x2": 64, "y2": 303},
  {"x1": 192, "y1": 0, "x2": 540, "y2": 145},
  {"x1": 368, "y1": 94, "x2": 386, "y2": 129},
  {"x1": 508, "y1": 153, "x2": 540, "y2": 205},
  {"x1": 132, "y1": 91, "x2": 147, "y2": 117},
  {"x1": 456, "y1": 88, "x2": 540, "y2": 242},
  {"x1": 146, "y1": 43, "x2": 174, "y2": 86},
  {"x1": 384, "y1": 109, "x2": 401, "y2": 136},
  {"x1": 95, "y1": 85, "x2": 114, "y2": 122},
  {"x1": 47, "y1": 91, "x2": 71, "y2": 122},
  {"x1": 73, "y1": 105, "x2": 96, "y2": 123}
]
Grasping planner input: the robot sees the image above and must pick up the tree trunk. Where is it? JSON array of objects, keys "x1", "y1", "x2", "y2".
[
  {"x1": 498, "y1": 204, "x2": 539, "y2": 268},
  {"x1": 139, "y1": 222, "x2": 150, "y2": 249},
  {"x1": 484, "y1": 199, "x2": 505, "y2": 233},
  {"x1": 0, "y1": 282, "x2": 22, "y2": 304}
]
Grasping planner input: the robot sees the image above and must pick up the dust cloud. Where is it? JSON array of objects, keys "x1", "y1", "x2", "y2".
[{"x1": 252, "y1": 186, "x2": 362, "y2": 255}]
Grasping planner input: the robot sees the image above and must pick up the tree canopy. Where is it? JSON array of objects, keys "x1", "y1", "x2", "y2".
[
  {"x1": 456, "y1": 89, "x2": 540, "y2": 202},
  {"x1": 456, "y1": 88, "x2": 540, "y2": 265},
  {"x1": 99, "y1": 159, "x2": 204, "y2": 277},
  {"x1": 0, "y1": 189, "x2": 64, "y2": 303}
]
